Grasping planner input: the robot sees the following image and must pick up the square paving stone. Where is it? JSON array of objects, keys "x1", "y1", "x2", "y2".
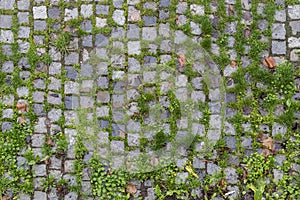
[
  {"x1": 34, "y1": 20, "x2": 47, "y2": 31},
  {"x1": 82, "y1": 35, "x2": 93, "y2": 47},
  {"x1": 128, "y1": 41, "x2": 141, "y2": 55},
  {"x1": 142, "y1": 27, "x2": 157, "y2": 41},
  {"x1": 17, "y1": 0, "x2": 30, "y2": 10},
  {"x1": 112, "y1": 10, "x2": 125, "y2": 25},
  {"x1": 33, "y1": 6, "x2": 47, "y2": 19},
  {"x1": 2, "y1": 61, "x2": 14, "y2": 73},
  {"x1": 97, "y1": 91, "x2": 110, "y2": 103},
  {"x1": 96, "y1": 106, "x2": 110, "y2": 117},
  {"x1": 64, "y1": 8, "x2": 78, "y2": 21},
  {"x1": 81, "y1": 4, "x2": 93, "y2": 18},
  {"x1": 81, "y1": 20, "x2": 92, "y2": 32},
  {"x1": 288, "y1": 5, "x2": 300, "y2": 19},
  {"x1": 0, "y1": 30, "x2": 14, "y2": 43},
  {"x1": 48, "y1": 7, "x2": 61, "y2": 19},
  {"x1": 18, "y1": 26, "x2": 30, "y2": 38},
  {"x1": 272, "y1": 40, "x2": 286, "y2": 55},
  {"x1": 34, "y1": 191, "x2": 46, "y2": 200},
  {"x1": 17, "y1": 12, "x2": 29, "y2": 24},
  {"x1": 272, "y1": 23, "x2": 286, "y2": 40},
  {"x1": 0, "y1": 15, "x2": 12, "y2": 28},
  {"x1": 96, "y1": 17, "x2": 107, "y2": 28},
  {"x1": 80, "y1": 96, "x2": 94, "y2": 108},
  {"x1": 96, "y1": 5, "x2": 109, "y2": 15},
  {"x1": 290, "y1": 21, "x2": 300, "y2": 35},
  {"x1": 65, "y1": 66, "x2": 78, "y2": 80},
  {"x1": 65, "y1": 52, "x2": 79, "y2": 65},
  {"x1": 127, "y1": 24, "x2": 140, "y2": 39}
]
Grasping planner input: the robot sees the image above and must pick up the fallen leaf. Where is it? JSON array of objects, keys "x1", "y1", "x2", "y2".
[
  {"x1": 230, "y1": 60, "x2": 236, "y2": 67},
  {"x1": 18, "y1": 116, "x2": 26, "y2": 124},
  {"x1": 262, "y1": 137, "x2": 274, "y2": 150},
  {"x1": 126, "y1": 184, "x2": 137, "y2": 195},
  {"x1": 220, "y1": 179, "x2": 226, "y2": 190},
  {"x1": 263, "y1": 57, "x2": 276, "y2": 69},
  {"x1": 262, "y1": 149, "x2": 272, "y2": 157},
  {"x1": 186, "y1": 164, "x2": 199, "y2": 178},
  {"x1": 131, "y1": 11, "x2": 140, "y2": 21},
  {"x1": 45, "y1": 155, "x2": 51, "y2": 165},
  {"x1": 46, "y1": 137, "x2": 55, "y2": 147},
  {"x1": 149, "y1": 156, "x2": 159, "y2": 166},
  {"x1": 178, "y1": 54, "x2": 186, "y2": 67},
  {"x1": 56, "y1": 185, "x2": 63, "y2": 192},
  {"x1": 228, "y1": 5, "x2": 234, "y2": 15},
  {"x1": 244, "y1": 28, "x2": 251, "y2": 39},
  {"x1": 119, "y1": 130, "x2": 126, "y2": 139},
  {"x1": 2, "y1": 195, "x2": 8, "y2": 200},
  {"x1": 16, "y1": 101, "x2": 27, "y2": 112}
]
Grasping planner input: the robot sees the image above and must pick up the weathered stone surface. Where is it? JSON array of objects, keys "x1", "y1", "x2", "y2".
[
  {"x1": 64, "y1": 8, "x2": 78, "y2": 21},
  {"x1": 113, "y1": 10, "x2": 125, "y2": 25},
  {"x1": 288, "y1": 5, "x2": 300, "y2": 19},
  {"x1": 33, "y1": 6, "x2": 47, "y2": 19},
  {"x1": 0, "y1": 15, "x2": 12, "y2": 28},
  {"x1": 272, "y1": 41, "x2": 286, "y2": 55},
  {"x1": 290, "y1": 21, "x2": 300, "y2": 35},
  {"x1": 272, "y1": 123, "x2": 287, "y2": 136},
  {"x1": 288, "y1": 37, "x2": 300, "y2": 48},
  {"x1": 272, "y1": 23, "x2": 286, "y2": 40}
]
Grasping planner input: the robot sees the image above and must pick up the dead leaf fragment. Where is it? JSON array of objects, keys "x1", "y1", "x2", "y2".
[
  {"x1": 230, "y1": 60, "x2": 236, "y2": 67},
  {"x1": 228, "y1": 5, "x2": 234, "y2": 15},
  {"x1": 16, "y1": 101, "x2": 27, "y2": 112},
  {"x1": 45, "y1": 155, "x2": 51, "y2": 165},
  {"x1": 131, "y1": 11, "x2": 140, "y2": 21},
  {"x1": 2, "y1": 195, "x2": 9, "y2": 200},
  {"x1": 262, "y1": 137, "x2": 274, "y2": 150},
  {"x1": 46, "y1": 137, "x2": 55, "y2": 147},
  {"x1": 244, "y1": 28, "x2": 251, "y2": 39},
  {"x1": 263, "y1": 57, "x2": 276, "y2": 69},
  {"x1": 18, "y1": 116, "x2": 26, "y2": 124},
  {"x1": 120, "y1": 130, "x2": 126, "y2": 139},
  {"x1": 178, "y1": 54, "x2": 186, "y2": 67},
  {"x1": 56, "y1": 185, "x2": 63, "y2": 192},
  {"x1": 126, "y1": 184, "x2": 137, "y2": 195},
  {"x1": 149, "y1": 156, "x2": 159, "y2": 166}
]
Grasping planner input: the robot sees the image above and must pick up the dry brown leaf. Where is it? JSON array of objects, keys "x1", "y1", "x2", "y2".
[
  {"x1": 126, "y1": 184, "x2": 137, "y2": 195},
  {"x1": 119, "y1": 130, "x2": 126, "y2": 139},
  {"x1": 149, "y1": 156, "x2": 159, "y2": 166},
  {"x1": 178, "y1": 54, "x2": 186, "y2": 67},
  {"x1": 46, "y1": 137, "x2": 55, "y2": 147},
  {"x1": 131, "y1": 11, "x2": 140, "y2": 21},
  {"x1": 263, "y1": 137, "x2": 274, "y2": 150},
  {"x1": 228, "y1": 5, "x2": 234, "y2": 15},
  {"x1": 16, "y1": 101, "x2": 27, "y2": 112},
  {"x1": 263, "y1": 57, "x2": 276, "y2": 69},
  {"x1": 230, "y1": 60, "x2": 236, "y2": 67},
  {"x1": 45, "y1": 155, "x2": 51, "y2": 165},
  {"x1": 18, "y1": 116, "x2": 26, "y2": 124},
  {"x1": 2, "y1": 195, "x2": 8, "y2": 200},
  {"x1": 262, "y1": 149, "x2": 272, "y2": 157},
  {"x1": 244, "y1": 28, "x2": 251, "y2": 39},
  {"x1": 56, "y1": 185, "x2": 63, "y2": 192}
]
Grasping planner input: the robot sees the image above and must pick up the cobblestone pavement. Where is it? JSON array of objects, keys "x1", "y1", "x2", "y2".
[{"x1": 1, "y1": 0, "x2": 300, "y2": 199}]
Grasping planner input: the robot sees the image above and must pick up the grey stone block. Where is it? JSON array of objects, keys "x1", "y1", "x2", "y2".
[
  {"x1": 272, "y1": 40, "x2": 286, "y2": 55},
  {"x1": 0, "y1": 15, "x2": 12, "y2": 28}
]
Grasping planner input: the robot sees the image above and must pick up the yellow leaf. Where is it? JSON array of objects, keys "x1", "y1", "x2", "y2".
[{"x1": 185, "y1": 165, "x2": 199, "y2": 178}]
